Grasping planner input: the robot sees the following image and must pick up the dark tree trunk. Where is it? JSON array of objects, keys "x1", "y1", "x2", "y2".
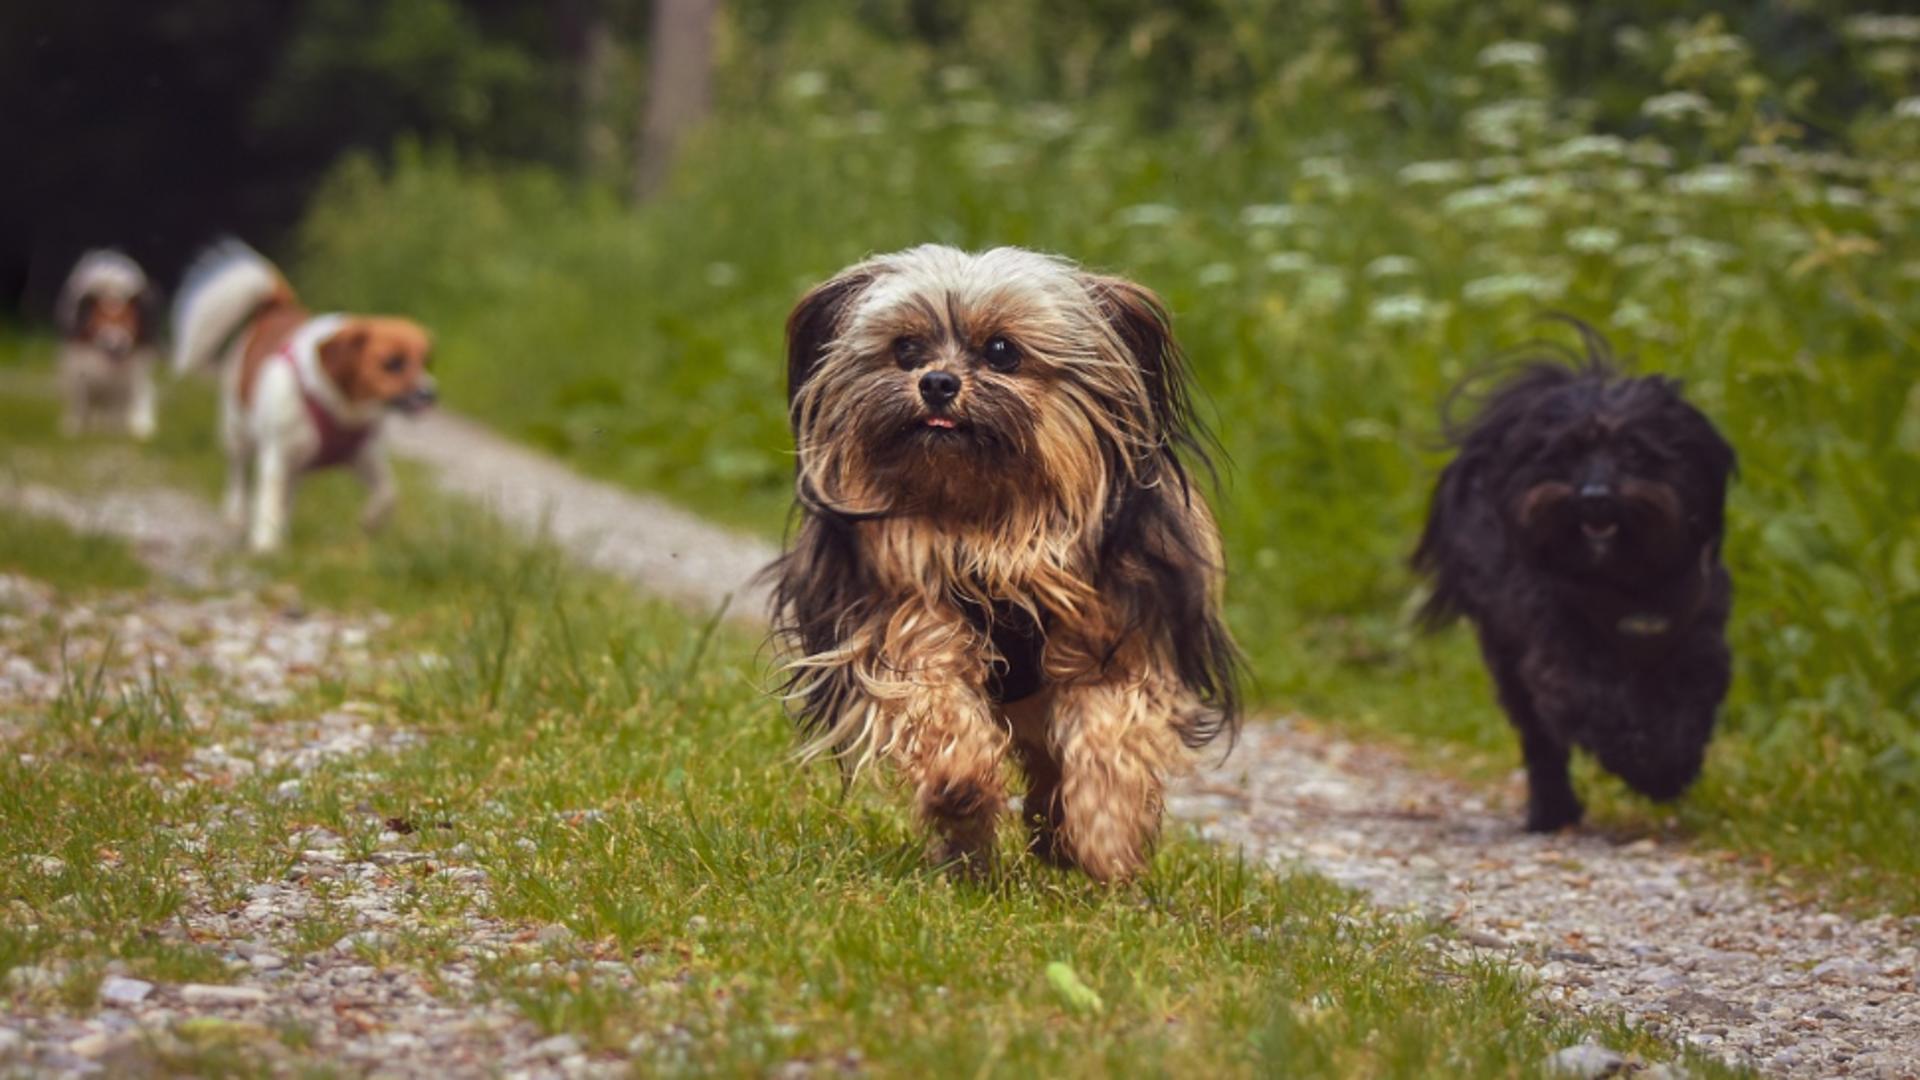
[
  {"x1": 633, "y1": 0, "x2": 718, "y2": 203},
  {"x1": 554, "y1": 0, "x2": 621, "y2": 185}
]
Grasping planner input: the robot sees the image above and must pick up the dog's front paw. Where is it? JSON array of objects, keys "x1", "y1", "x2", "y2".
[{"x1": 1524, "y1": 793, "x2": 1584, "y2": 833}]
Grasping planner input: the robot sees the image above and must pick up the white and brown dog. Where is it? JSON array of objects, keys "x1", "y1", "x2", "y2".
[
  {"x1": 56, "y1": 250, "x2": 161, "y2": 440},
  {"x1": 172, "y1": 240, "x2": 436, "y2": 553}
]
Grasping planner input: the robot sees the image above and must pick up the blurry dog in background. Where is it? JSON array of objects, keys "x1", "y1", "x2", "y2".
[
  {"x1": 773, "y1": 245, "x2": 1239, "y2": 882},
  {"x1": 56, "y1": 250, "x2": 161, "y2": 440},
  {"x1": 1413, "y1": 323, "x2": 1737, "y2": 831},
  {"x1": 172, "y1": 239, "x2": 436, "y2": 553}
]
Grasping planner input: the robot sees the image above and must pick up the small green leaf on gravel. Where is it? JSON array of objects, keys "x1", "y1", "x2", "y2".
[{"x1": 1045, "y1": 961, "x2": 1104, "y2": 1015}]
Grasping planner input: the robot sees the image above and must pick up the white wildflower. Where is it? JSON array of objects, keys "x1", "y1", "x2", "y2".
[
  {"x1": 1896, "y1": 97, "x2": 1920, "y2": 120},
  {"x1": 1465, "y1": 99, "x2": 1550, "y2": 150},
  {"x1": 1544, "y1": 134, "x2": 1628, "y2": 165},
  {"x1": 851, "y1": 111, "x2": 886, "y2": 137},
  {"x1": 1197, "y1": 262, "x2": 1237, "y2": 287},
  {"x1": 1301, "y1": 157, "x2": 1354, "y2": 199},
  {"x1": 1398, "y1": 160, "x2": 1470, "y2": 186},
  {"x1": 1641, "y1": 92, "x2": 1714, "y2": 122},
  {"x1": 1368, "y1": 294, "x2": 1436, "y2": 326},
  {"x1": 785, "y1": 71, "x2": 828, "y2": 100},
  {"x1": 1673, "y1": 33, "x2": 1747, "y2": 66},
  {"x1": 1462, "y1": 272, "x2": 1565, "y2": 306},
  {"x1": 1842, "y1": 15, "x2": 1920, "y2": 43},
  {"x1": 704, "y1": 262, "x2": 740, "y2": 288},
  {"x1": 1117, "y1": 203, "x2": 1180, "y2": 227},
  {"x1": 1365, "y1": 255, "x2": 1420, "y2": 280},
  {"x1": 1441, "y1": 185, "x2": 1505, "y2": 215},
  {"x1": 1668, "y1": 165, "x2": 1756, "y2": 198},
  {"x1": 1265, "y1": 252, "x2": 1315, "y2": 274},
  {"x1": 1616, "y1": 244, "x2": 1664, "y2": 269},
  {"x1": 1610, "y1": 299, "x2": 1664, "y2": 337},
  {"x1": 1477, "y1": 41, "x2": 1548, "y2": 70},
  {"x1": 1492, "y1": 204, "x2": 1549, "y2": 231},
  {"x1": 1241, "y1": 204, "x2": 1300, "y2": 228},
  {"x1": 1826, "y1": 185, "x2": 1869, "y2": 208},
  {"x1": 1566, "y1": 227, "x2": 1622, "y2": 254},
  {"x1": 1022, "y1": 104, "x2": 1077, "y2": 138},
  {"x1": 1668, "y1": 237, "x2": 1738, "y2": 269}
]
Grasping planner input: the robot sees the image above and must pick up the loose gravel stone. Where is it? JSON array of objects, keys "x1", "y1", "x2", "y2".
[
  {"x1": 178, "y1": 984, "x2": 271, "y2": 1007},
  {"x1": 1545, "y1": 1043, "x2": 1628, "y2": 1077},
  {"x1": 97, "y1": 977, "x2": 153, "y2": 1006}
]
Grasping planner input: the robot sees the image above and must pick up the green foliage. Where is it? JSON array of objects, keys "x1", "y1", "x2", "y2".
[{"x1": 298, "y1": 8, "x2": 1920, "y2": 908}]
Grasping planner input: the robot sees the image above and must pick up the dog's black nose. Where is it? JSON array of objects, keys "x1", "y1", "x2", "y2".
[
  {"x1": 919, "y1": 370, "x2": 960, "y2": 407},
  {"x1": 1577, "y1": 483, "x2": 1617, "y2": 523}
]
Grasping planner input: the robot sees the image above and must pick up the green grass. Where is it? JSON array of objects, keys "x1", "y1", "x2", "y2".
[
  {"x1": 289, "y1": 21, "x2": 1920, "y2": 915},
  {"x1": 0, "y1": 374, "x2": 1738, "y2": 1077}
]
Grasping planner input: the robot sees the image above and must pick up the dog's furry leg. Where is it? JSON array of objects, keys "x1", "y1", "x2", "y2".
[
  {"x1": 1050, "y1": 675, "x2": 1183, "y2": 883},
  {"x1": 249, "y1": 444, "x2": 290, "y2": 553},
  {"x1": 893, "y1": 682, "x2": 1007, "y2": 877},
  {"x1": 222, "y1": 450, "x2": 250, "y2": 531},
  {"x1": 127, "y1": 363, "x2": 156, "y2": 441},
  {"x1": 1518, "y1": 724, "x2": 1582, "y2": 832},
  {"x1": 859, "y1": 609, "x2": 1010, "y2": 877}
]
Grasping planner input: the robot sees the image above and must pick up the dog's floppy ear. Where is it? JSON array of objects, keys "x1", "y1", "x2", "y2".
[
  {"x1": 786, "y1": 269, "x2": 873, "y2": 404},
  {"x1": 63, "y1": 293, "x2": 97, "y2": 339},
  {"x1": 1084, "y1": 275, "x2": 1201, "y2": 441},
  {"x1": 318, "y1": 323, "x2": 371, "y2": 395}
]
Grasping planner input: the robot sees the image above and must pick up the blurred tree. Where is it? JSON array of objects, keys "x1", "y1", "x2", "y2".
[
  {"x1": 555, "y1": 0, "x2": 624, "y2": 184},
  {"x1": 635, "y1": 0, "x2": 720, "y2": 201}
]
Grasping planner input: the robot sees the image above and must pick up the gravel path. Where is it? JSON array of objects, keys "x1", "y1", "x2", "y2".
[
  {"x1": 0, "y1": 484, "x2": 631, "y2": 1078},
  {"x1": 385, "y1": 412, "x2": 776, "y2": 618},
  {"x1": 385, "y1": 408, "x2": 1919, "y2": 1079}
]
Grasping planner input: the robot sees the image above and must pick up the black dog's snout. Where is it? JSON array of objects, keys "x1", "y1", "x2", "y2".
[
  {"x1": 1576, "y1": 483, "x2": 1617, "y2": 521},
  {"x1": 919, "y1": 370, "x2": 960, "y2": 407}
]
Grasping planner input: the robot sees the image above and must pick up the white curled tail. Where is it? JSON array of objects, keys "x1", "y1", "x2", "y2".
[{"x1": 171, "y1": 239, "x2": 285, "y2": 375}]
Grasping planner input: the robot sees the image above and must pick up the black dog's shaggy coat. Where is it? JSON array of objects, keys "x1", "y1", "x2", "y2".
[{"x1": 1414, "y1": 328, "x2": 1737, "y2": 831}]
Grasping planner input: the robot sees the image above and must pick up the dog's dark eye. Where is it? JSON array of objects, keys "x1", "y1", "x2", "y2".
[
  {"x1": 893, "y1": 337, "x2": 924, "y2": 370},
  {"x1": 383, "y1": 353, "x2": 408, "y2": 374},
  {"x1": 982, "y1": 335, "x2": 1020, "y2": 373}
]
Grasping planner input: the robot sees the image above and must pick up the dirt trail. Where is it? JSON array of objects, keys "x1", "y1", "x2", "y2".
[
  {"x1": 384, "y1": 412, "x2": 776, "y2": 618},
  {"x1": 386, "y1": 409, "x2": 1920, "y2": 1079}
]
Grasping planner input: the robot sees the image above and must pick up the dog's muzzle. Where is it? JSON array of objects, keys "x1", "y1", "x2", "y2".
[
  {"x1": 390, "y1": 385, "x2": 438, "y2": 414},
  {"x1": 1576, "y1": 484, "x2": 1619, "y2": 542}
]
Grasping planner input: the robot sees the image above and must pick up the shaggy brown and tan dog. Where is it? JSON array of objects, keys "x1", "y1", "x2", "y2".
[{"x1": 772, "y1": 245, "x2": 1239, "y2": 882}]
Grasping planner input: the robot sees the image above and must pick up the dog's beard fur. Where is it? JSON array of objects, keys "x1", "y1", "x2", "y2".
[
  {"x1": 1414, "y1": 322, "x2": 1737, "y2": 832},
  {"x1": 772, "y1": 245, "x2": 1239, "y2": 881}
]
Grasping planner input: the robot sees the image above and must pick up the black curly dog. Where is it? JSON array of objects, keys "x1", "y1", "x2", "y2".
[{"x1": 1414, "y1": 324, "x2": 1737, "y2": 831}]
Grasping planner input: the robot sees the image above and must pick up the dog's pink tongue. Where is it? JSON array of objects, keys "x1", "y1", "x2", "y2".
[{"x1": 925, "y1": 416, "x2": 957, "y2": 429}]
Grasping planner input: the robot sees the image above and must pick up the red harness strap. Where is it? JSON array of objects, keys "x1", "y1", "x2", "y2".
[{"x1": 280, "y1": 347, "x2": 373, "y2": 471}]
